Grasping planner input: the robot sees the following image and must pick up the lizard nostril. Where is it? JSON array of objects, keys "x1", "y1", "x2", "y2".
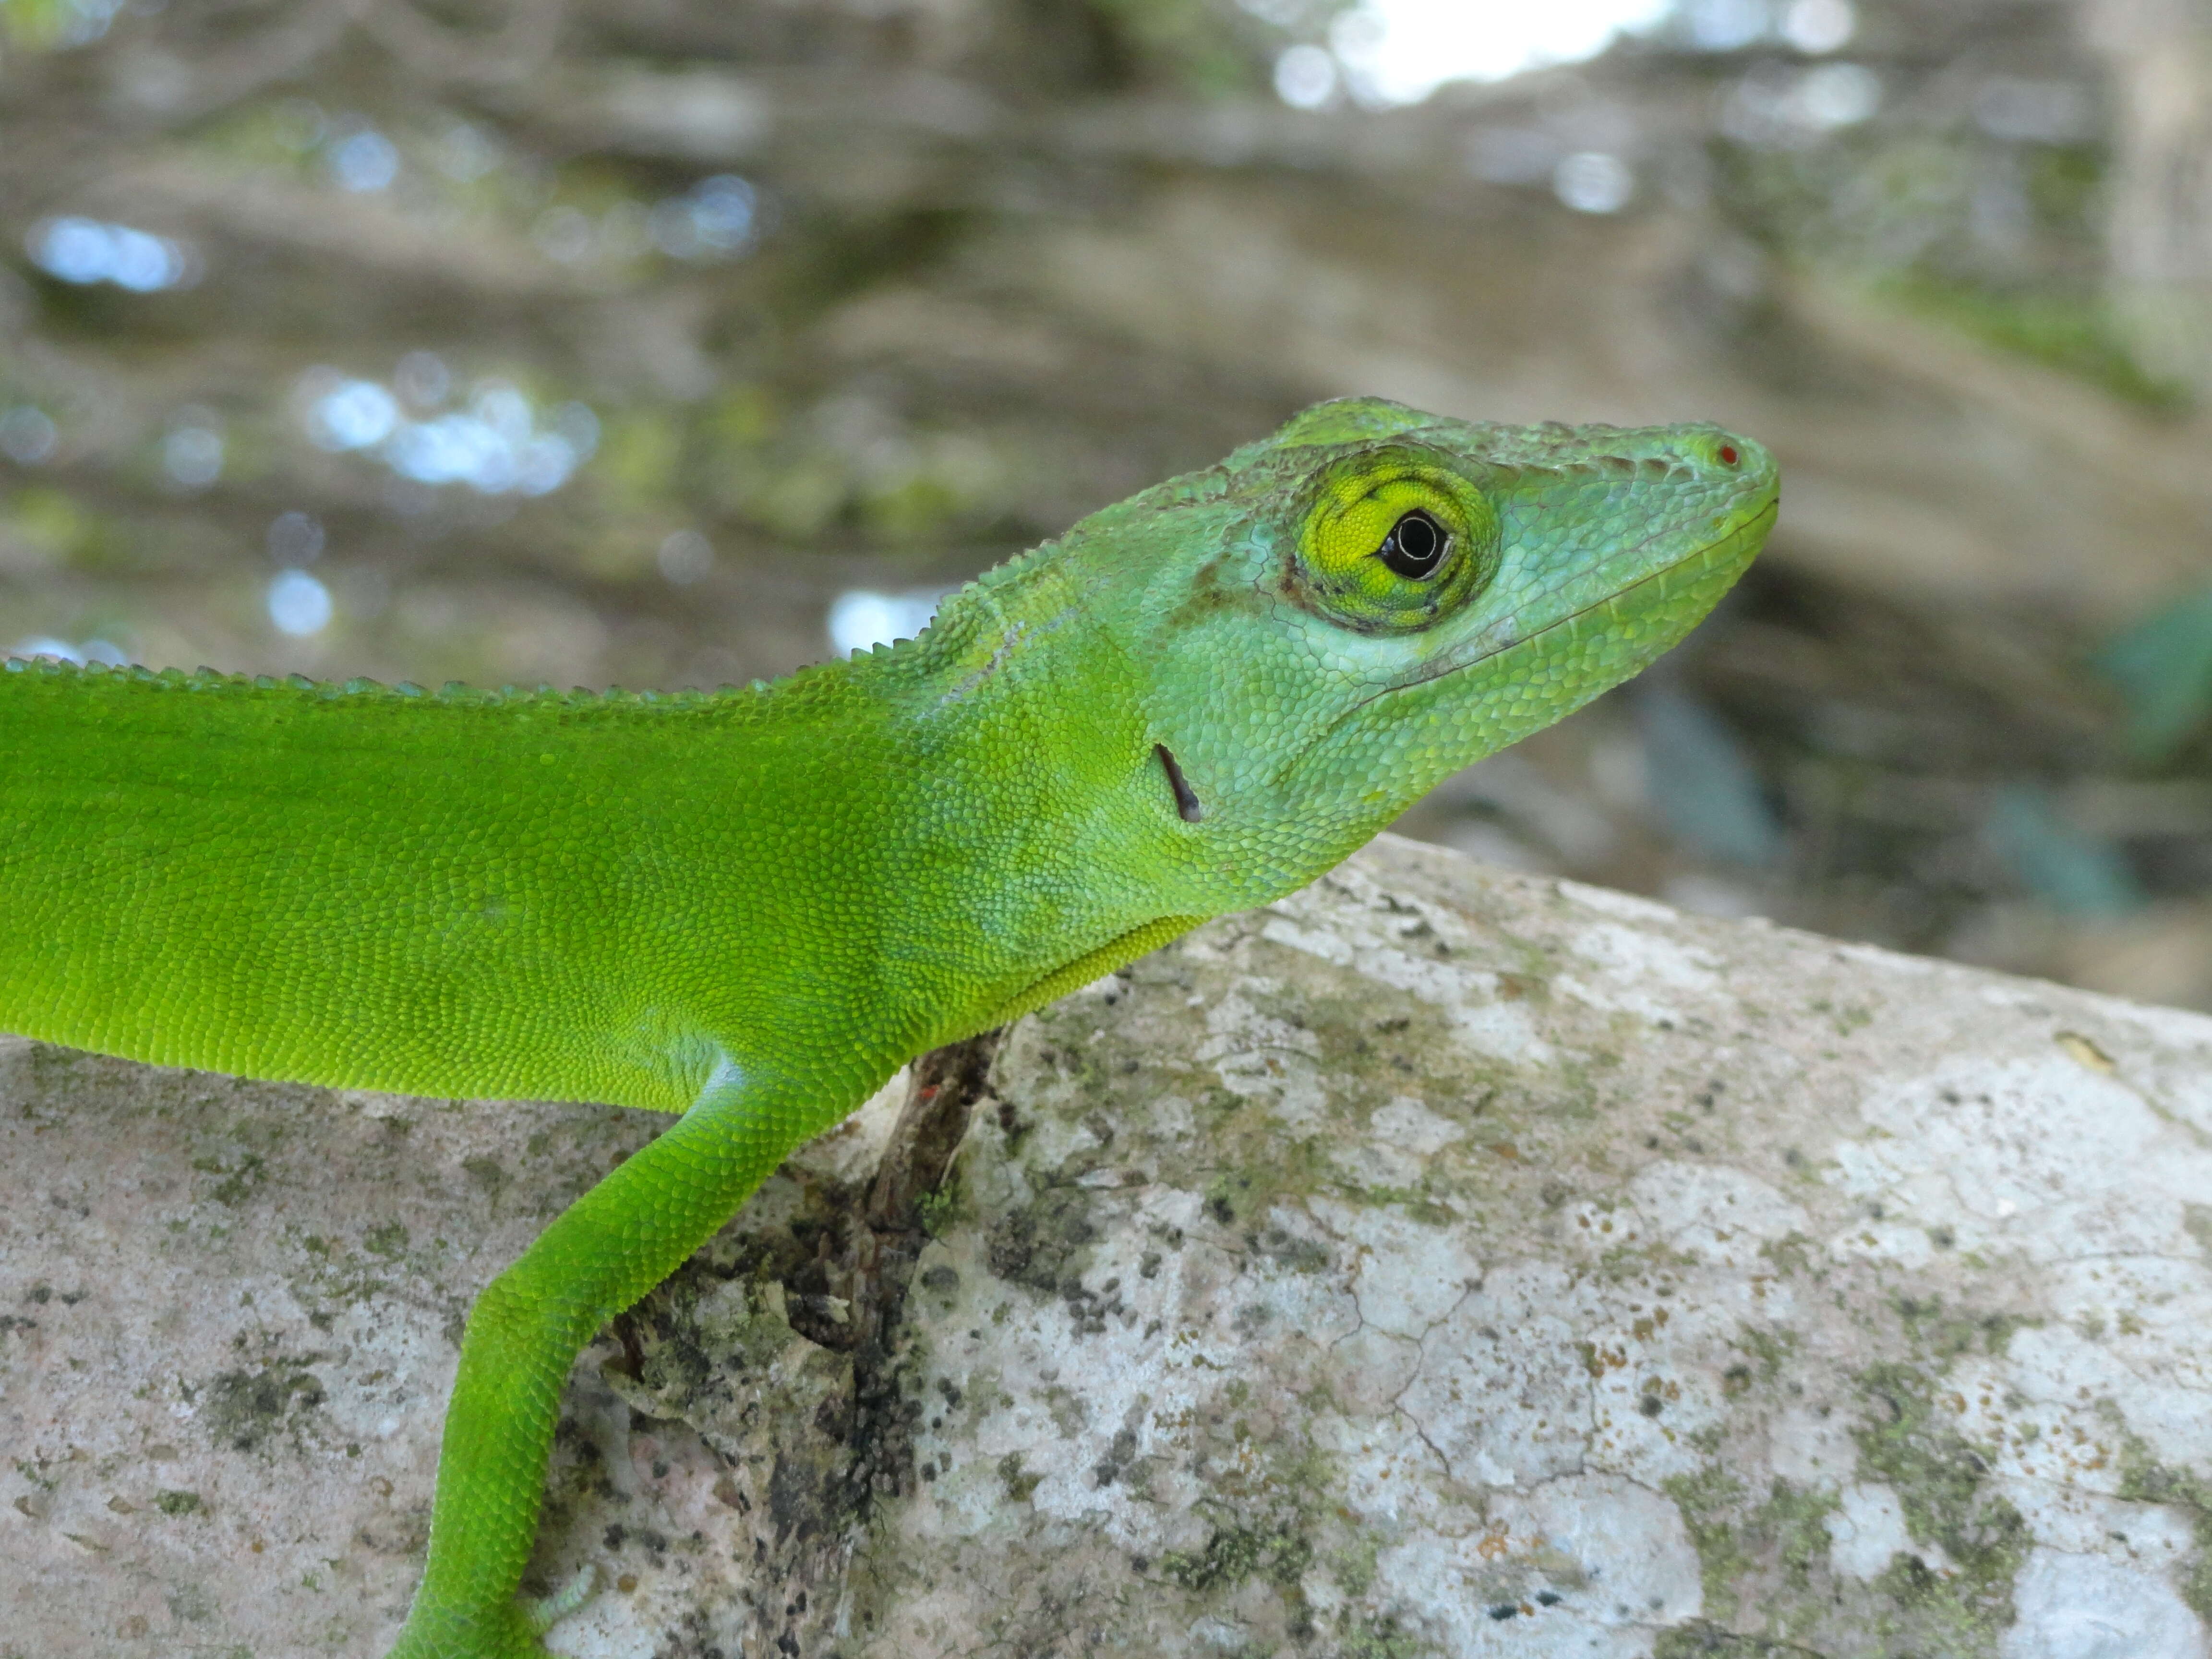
[{"x1": 1716, "y1": 444, "x2": 1739, "y2": 467}]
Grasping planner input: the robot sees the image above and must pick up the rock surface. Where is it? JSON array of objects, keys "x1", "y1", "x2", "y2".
[{"x1": 4, "y1": 834, "x2": 2211, "y2": 1657}]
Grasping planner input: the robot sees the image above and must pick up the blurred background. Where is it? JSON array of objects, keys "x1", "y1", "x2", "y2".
[{"x1": 3, "y1": 0, "x2": 2211, "y2": 1006}]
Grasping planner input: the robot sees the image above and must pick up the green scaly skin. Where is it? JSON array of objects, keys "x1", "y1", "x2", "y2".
[{"x1": 0, "y1": 397, "x2": 1778, "y2": 1654}]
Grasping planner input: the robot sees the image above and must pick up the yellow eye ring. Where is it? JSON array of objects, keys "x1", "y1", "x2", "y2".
[{"x1": 1290, "y1": 450, "x2": 1498, "y2": 633}]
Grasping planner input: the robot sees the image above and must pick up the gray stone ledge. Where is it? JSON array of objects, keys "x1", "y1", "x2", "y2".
[{"x1": 3, "y1": 834, "x2": 2210, "y2": 1657}]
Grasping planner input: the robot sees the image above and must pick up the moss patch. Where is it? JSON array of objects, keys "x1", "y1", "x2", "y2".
[
  {"x1": 1655, "y1": 1623, "x2": 1826, "y2": 1657},
  {"x1": 1665, "y1": 1468, "x2": 1837, "y2": 1629},
  {"x1": 1160, "y1": 1521, "x2": 1314, "y2": 1592},
  {"x1": 1333, "y1": 1611, "x2": 1430, "y2": 1658},
  {"x1": 1851, "y1": 1361, "x2": 2028, "y2": 1654},
  {"x1": 200, "y1": 1360, "x2": 328, "y2": 1455},
  {"x1": 2112, "y1": 1420, "x2": 2212, "y2": 1620}
]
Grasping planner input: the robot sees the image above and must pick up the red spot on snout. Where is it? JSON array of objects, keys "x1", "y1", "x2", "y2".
[{"x1": 1716, "y1": 445, "x2": 1739, "y2": 466}]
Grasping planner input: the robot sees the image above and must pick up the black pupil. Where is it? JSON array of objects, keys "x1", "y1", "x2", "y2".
[{"x1": 1380, "y1": 509, "x2": 1446, "y2": 577}]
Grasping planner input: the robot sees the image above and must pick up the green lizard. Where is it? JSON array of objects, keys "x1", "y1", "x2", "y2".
[{"x1": 0, "y1": 396, "x2": 1776, "y2": 1655}]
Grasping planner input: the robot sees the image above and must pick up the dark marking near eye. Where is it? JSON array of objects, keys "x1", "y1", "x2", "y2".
[{"x1": 1156, "y1": 744, "x2": 1204, "y2": 823}]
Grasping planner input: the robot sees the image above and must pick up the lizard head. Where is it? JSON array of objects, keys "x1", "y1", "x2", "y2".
[{"x1": 1090, "y1": 395, "x2": 1780, "y2": 908}]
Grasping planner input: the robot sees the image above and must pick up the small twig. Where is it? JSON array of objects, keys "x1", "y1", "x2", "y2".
[{"x1": 866, "y1": 1029, "x2": 1002, "y2": 1235}]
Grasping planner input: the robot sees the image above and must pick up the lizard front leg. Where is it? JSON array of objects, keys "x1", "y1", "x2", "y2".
[{"x1": 385, "y1": 1057, "x2": 852, "y2": 1659}]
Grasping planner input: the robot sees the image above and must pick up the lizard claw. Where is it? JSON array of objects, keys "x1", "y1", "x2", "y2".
[{"x1": 521, "y1": 1562, "x2": 601, "y2": 1635}]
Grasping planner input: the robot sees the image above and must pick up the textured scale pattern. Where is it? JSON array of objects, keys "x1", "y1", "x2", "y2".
[{"x1": 0, "y1": 398, "x2": 1778, "y2": 1656}]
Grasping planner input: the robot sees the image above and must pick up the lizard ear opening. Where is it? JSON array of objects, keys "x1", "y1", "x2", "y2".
[
  {"x1": 1288, "y1": 448, "x2": 1499, "y2": 634},
  {"x1": 1155, "y1": 744, "x2": 1204, "y2": 823}
]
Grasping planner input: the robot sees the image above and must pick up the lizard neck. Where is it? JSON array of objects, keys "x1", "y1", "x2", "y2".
[{"x1": 830, "y1": 551, "x2": 1214, "y2": 1043}]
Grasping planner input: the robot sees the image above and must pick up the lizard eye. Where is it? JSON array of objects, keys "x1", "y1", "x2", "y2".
[
  {"x1": 1290, "y1": 446, "x2": 1498, "y2": 634},
  {"x1": 1378, "y1": 509, "x2": 1448, "y2": 579}
]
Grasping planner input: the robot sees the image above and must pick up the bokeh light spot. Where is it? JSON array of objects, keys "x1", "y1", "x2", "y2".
[
  {"x1": 12, "y1": 636, "x2": 127, "y2": 666},
  {"x1": 0, "y1": 408, "x2": 58, "y2": 465},
  {"x1": 1796, "y1": 62, "x2": 1881, "y2": 127},
  {"x1": 828, "y1": 589, "x2": 946, "y2": 657},
  {"x1": 658, "y1": 530, "x2": 714, "y2": 586},
  {"x1": 1681, "y1": 0, "x2": 1770, "y2": 50},
  {"x1": 1327, "y1": 0, "x2": 1670, "y2": 105},
  {"x1": 651, "y1": 176, "x2": 761, "y2": 261},
  {"x1": 395, "y1": 351, "x2": 451, "y2": 409},
  {"x1": 434, "y1": 121, "x2": 500, "y2": 183},
  {"x1": 1779, "y1": 0, "x2": 1853, "y2": 53},
  {"x1": 1555, "y1": 152, "x2": 1635, "y2": 214},
  {"x1": 307, "y1": 365, "x2": 596, "y2": 497},
  {"x1": 163, "y1": 421, "x2": 224, "y2": 489},
  {"x1": 309, "y1": 378, "x2": 400, "y2": 451},
  {"x1": 328, "y1": 130, "x2": 400, "y2": 192},
  {"x1": 1274, "y1": 45, "x2": 1337, "y2": 109},
  {"x1": 268, "y1": 570, "x2": 334, "y2": 637},
  {"x1": 28, "y1": 217, "x2": 192, "y2": 292},
  {"x1": 267, "y1": 511, "x2": 325, "y2": 565}
]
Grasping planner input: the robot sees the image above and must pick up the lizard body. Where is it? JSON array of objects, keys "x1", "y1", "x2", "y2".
[{"x1": 0, "y1": 397, "x2": 1778, "y2": 1654}]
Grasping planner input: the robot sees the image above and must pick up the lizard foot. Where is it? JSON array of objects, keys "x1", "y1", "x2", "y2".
[
  {"x1": 522, "y1": 1563, "x2": 601, "y2": 1634},
  {"x1": 385, "y1": 1566, "x2": 597, "y2": 1659}
]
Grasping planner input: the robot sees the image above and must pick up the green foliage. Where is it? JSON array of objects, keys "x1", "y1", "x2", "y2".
[
  {"x1": 0, "y1": 0, "x2": 78, "y2": 51},
  {"x1": 2023, "y1": 143, "x2": 2104, "y2": 233},
  {"x1": 2097, "y1": 586, "x2": 2212, "y2": 759},
  {"x1": 1635, "y1": 684, "x2": 1781, "y2": 867},
  {"x1": 1885, "y1": 275, "x2": 2190, "y2": 412},
  {"x1": 1984, "y1": 787, "x2": 2144, "y2": 916},
  {"x1": 593, "y1": 409, "x2": 686, "y2": 514},
  {"x1": 1088, "y1": 0, "x2": 1273, "y2": 95},
  {"x1": 2, "y1": 488, "x2": 106, "y2": 568}
]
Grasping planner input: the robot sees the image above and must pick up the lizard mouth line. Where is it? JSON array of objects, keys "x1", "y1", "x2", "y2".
[{"x1": 1341, "y1": 496, "x2": 1778, "y2": 721}]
